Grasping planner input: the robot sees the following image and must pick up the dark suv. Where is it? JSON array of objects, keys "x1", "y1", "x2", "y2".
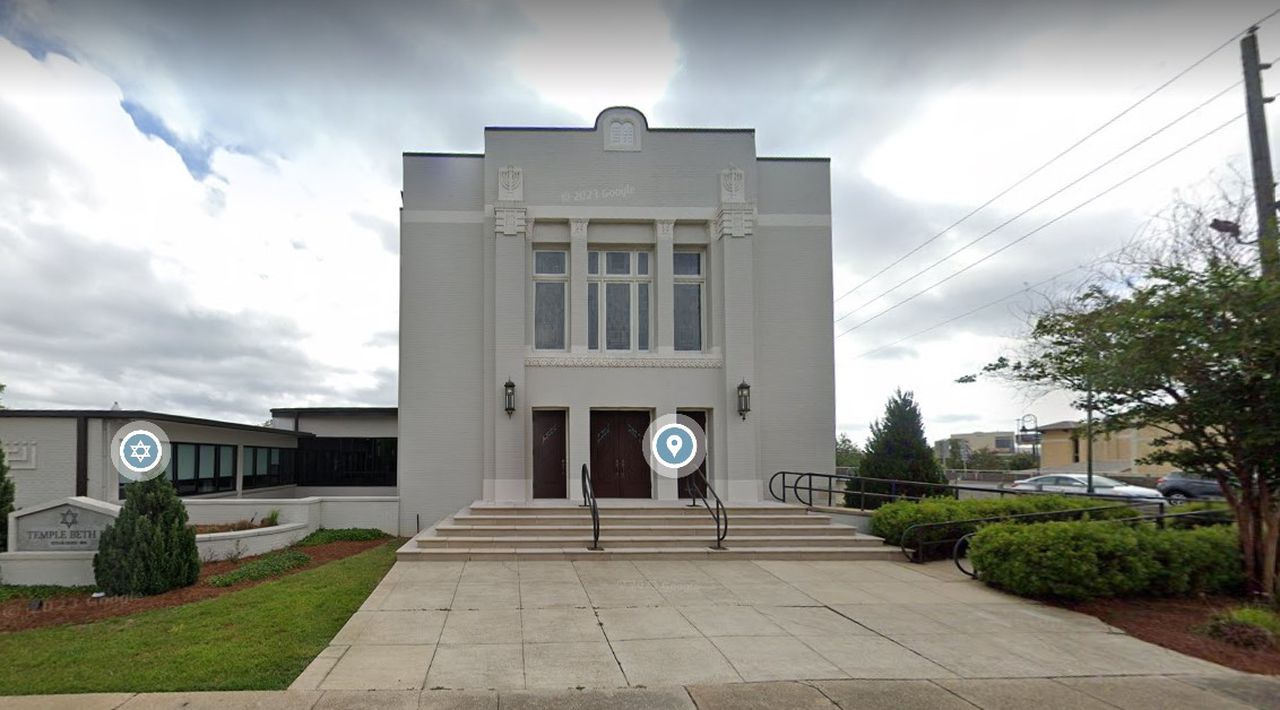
[{"x1": 1155, "y1": 471, "x2": 1223, "y2": 504}]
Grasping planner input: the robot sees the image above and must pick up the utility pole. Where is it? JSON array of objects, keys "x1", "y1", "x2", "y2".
[
  {"x1": 1242, "y1": 26, "x2": 1280, "y2": 277},
  {"x1": 1085, "y1": 384, "x2": 1095, "y2": 495}
]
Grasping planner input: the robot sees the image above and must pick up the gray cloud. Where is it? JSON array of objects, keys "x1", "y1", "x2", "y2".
[
  {"x1": 0, "y1": 222, "x2": 392, "y2": 421},
  {"x1": 352, "y1": 212, "x2": 399, "y2": 255},
  {"x1": 2, "y1": 0, "x2": 1277, "y2": 428}
]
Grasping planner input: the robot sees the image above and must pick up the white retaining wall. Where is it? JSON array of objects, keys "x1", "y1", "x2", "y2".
[{"x1": 0, "y1": 495, "x2": 399, "y2": 585}]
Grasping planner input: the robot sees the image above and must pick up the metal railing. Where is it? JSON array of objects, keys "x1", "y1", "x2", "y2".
[
  {"x1": 899, "y1": 502, "x2": 1138, "y2": 564},
  {"x1": 951, "y1": 506, "x2": 1235, "y2": 578},
  {"x1": 769, "y1": 471, "x2": 1166, "y2": 510},
  {"x1": 579, "y1": 463, "x2": 602, "y2": 551},
  {"x1": 684, "y1": 469, "x2": 728, "y2": 549}
]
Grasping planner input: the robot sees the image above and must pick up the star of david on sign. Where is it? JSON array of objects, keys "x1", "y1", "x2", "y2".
[{"x1": 59, "y1": 508, "x2": 79, "y2": 529}]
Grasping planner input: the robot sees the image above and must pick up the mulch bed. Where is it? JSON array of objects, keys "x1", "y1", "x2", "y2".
[
  {"x1": 190, "y1": 521, "x2": 278, "y2": 534},
  {"x1": 0, "y1": 538, "x2": 391, "y2": 633},
  {"x1": 1056, "y1": 596, "x2": 1280, "y2": 675}
]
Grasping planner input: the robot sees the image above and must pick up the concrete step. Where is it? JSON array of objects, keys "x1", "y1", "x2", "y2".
[
  {"x1": 470, "y1": 504, "x2": 805, "y2": 516},
  {"x1": 396, "y1": 540, "x2": 903, "y2": 562},
  {"x1": 433, "y1": 523, "x2": 855, "y2": 537},
  {"x1": 414, "y1": 534, "x2": 884, "y2": 549},
  {"x1": 452, "y1": 513, "x2": 830, "y2": 527}
]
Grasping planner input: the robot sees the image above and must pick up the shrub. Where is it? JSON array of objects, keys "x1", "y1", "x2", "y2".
[
  {"x1": 1145, "y1": 524, "x2": 1244, "y2": 596},
  {"x1": 295, "y1": 528, "x2": 389, "y2": 546},
  {"x1": 1165, "y1": 501, "x2": 1233, "y2": 529},
  {"x1": 94, "y1": 477, "x2": 200, "y2": 596},
  {"x1": 0, "y1": 431, "x2": 13, "y2": 552},
  {"x1": 1222, "y1": 606, "x2": 1280, "y2": 636},
  {"x1": 969, "y1": 520, "x2": 1244, "y2": 600},
  {"x1": 870, "y1": 495, "x2": 1138, "y2": 560},
  {"x1": 263, "y1": 509, "x2": 281, "y2": 527},
  {"x1": 207, "y1": 550, "x2": 310, "y2": 587},
  {"x1": 969, "y1": 521, "x2": 1157, "y2": 600},
  {"x1": 1203, "y1": 616, "x2": 1276, "y2": 649}
]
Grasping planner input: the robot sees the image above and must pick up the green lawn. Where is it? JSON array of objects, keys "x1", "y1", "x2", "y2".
[{"x1": 0, "y1": 540, "x2": 398, "y2": 695}]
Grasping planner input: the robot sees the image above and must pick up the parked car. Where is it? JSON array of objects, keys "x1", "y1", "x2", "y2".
[
  {"x1": 1155, "y1": 471, "x2": 1224, "y2": 504},
  {"x1": 1007, "y1": 473, "x2": 1164, "y2": 500}
]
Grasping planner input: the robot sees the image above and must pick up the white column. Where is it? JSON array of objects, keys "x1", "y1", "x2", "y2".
[
  {"x1": 570, "y1": 218, "x2": 589, "y2": 353},
  {"x1": 655, "y1": 220, "x2": 675, "y2": 356}
]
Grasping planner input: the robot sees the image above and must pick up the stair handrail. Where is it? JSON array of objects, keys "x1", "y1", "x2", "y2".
[
  {"x1": 580, "y1": 463, "x2": 602, "y2": 551},
  {"x1": 768, "y1": 470, "x2": 1165, "y2": 509},
  {"x1": 686, "y1": 469, "x2": 728, "y2": 549}
]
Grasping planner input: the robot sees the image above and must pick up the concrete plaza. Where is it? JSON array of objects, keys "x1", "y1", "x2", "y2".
[
  {"x1": 286, "y1": 558, "x2": 1237, "y2": 693},
  {"x1": 2, "y1": 559, "x2": 1277, "y2": 709}
]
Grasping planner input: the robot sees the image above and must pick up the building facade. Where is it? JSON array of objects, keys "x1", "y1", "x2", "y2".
[
  {"x1": 1037, "y1": 420, "x2": 1177, "y2": 477},
  {"x1": 0, "y1": 408, "x2": 398, "y2": 510},
  {"x1": 398, "y1": 107, "x2": 835, "y2": 535},
  {"x1": 933, "y1": 430, "x2": 1016, "y2": 463}
]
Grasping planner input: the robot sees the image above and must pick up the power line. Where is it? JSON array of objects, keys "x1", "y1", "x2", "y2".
[
  {"x1": 834, "y1": 78, "x2": 1244, "y2": 324},
  {"x1": 831, "y1": 6, "x2": 1280, "y2": 306},
  {"x1": 836, "y1": 111, "x2": 1246, "y2": 338},
  {"x1": 852, "y1": 249, "x2": 1122, "y2": 360}
]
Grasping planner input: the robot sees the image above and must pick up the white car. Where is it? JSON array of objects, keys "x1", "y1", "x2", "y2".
[{"x1": 1007, "y1": 474, "x2": 1164, "y2": 500}]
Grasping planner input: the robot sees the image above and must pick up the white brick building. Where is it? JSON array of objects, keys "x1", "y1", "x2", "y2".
[{"x1": 398, "y1": 107, "x2": 835, "y2": 535}]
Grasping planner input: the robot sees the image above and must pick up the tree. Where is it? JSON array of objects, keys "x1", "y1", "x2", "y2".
[
  {"x1": 944, "y1": 440, "x2": 970, "y2": 470},
  {"x1": 94, "y1": 476, "x2": 199, "y2": 595},
  {"x1": 849, "y1": 389, "x2": 946, "y2": 508},
  {"x1": 0, "y1": 383, "x2": 12, "y2": 552},
  {"x1": 963, "y1": 191, "x2": 1280, "y2": 598},
  {"x1": 835, "y1": 433, "x2": 862, "y2": 469}
]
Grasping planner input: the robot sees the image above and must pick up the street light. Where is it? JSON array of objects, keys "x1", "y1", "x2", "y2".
[{"x1": 1017, "y1": 414, "x2": 1040, "y2": 473}]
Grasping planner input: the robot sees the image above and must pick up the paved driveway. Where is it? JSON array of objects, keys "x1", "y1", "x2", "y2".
[{"x1": 292, "y1": 558, "x2": 1232, "y2": 693}]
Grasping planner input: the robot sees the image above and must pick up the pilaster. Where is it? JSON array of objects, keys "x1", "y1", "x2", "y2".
[
  {"x1": 493, "y1": 167, "x2": 528, "y2": 501},
  {"x1": 655, "y1": 219, "x2": 675, "y2": 356},
  {"x1": 717, "y1": 166, "x2": 759, "y2": 501},
  {"x1": 570, "y1": 218, "x2": 589, "y2": 353}
]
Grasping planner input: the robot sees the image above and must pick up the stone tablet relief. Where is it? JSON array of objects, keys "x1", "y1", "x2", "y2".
[{"x1": 15, "y1": 503, "x2": 118, "y2": 551}]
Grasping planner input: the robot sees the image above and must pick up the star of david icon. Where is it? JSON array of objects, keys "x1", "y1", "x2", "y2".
[
  {"x1": 128, "y1": 439, "x2": 152, "y2": 463},
  {"x1": 59, "y1": 508, "x2": 79, "y2": 529}
]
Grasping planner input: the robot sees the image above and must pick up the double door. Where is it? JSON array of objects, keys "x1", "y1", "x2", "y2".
[{"x1": 589, "y1": 410, "x2": 652, "y2": 498}]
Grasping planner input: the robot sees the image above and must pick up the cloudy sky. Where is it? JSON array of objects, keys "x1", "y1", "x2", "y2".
[{"x1": 0, "y1": 0, "x2": 1276, "y2": 445}]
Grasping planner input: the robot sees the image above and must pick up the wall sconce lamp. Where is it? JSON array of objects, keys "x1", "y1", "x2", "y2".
[
  {"x1": 503, "y1": 379, "x2": 516, "y2": 417},
  {"x1": 737, "y1": 380, "x2": 751, "y2": 420}
]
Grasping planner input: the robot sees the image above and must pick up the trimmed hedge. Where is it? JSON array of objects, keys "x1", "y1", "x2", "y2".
[
  {"x1": 970, "y1": 521, "x2": 1244, "y2": 600},
  {"x1": 870, "y1": 495, "x2": 1139, "y2": 559},
  {"x1": 1165, "y1": 501, "x2": 1233, "y2": 529}
]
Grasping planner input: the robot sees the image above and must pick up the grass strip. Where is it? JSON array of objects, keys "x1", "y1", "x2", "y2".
[
  {"x1": 206, "y1": 550, "x2": 311, "y2": 587},
  {"x1": 294, "y1": 527, "x2": 390, "y2": 546},
  {"x1": 0, "y1": 540, "x2": 397, "y2": 694}
]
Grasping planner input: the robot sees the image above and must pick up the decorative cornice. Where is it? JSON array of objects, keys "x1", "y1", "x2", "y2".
[
  {"x1": 526, "y1": 355, "x2": 723, "y2": 369},
  {"x1": 655, "y1": 219, "x2": 675, "y2": 241},
  {"x1": 716, "y1": 206, "x2": 755, "y2": 239},
  {"x1": 569, "y1": 218, "x2": 589, "y2": 241},
  {"x1": 498, "y1": 165, "x2": 523, "y2": 202},
  {"x1": 495, "y1": 207, "x2": 527, "y2": 237}
]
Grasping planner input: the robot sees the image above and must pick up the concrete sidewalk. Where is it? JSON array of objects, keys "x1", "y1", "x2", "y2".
[
  {"x1": 2, "y1": 675, "x2": 1278, "y2": 709},
  {"x1": 292, "y1": 559, "x2": 1233, "y2": 691}
]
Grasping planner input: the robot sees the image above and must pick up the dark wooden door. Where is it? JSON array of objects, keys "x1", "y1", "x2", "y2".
[
  {"x1": 589, "y1": 410, "x2": 652, "y2": 498},
  {"x1": 532, "y1": 410, "x2": 567, "y2": 498},
  {"x1": 678, "y1": 410, "x2": 708, "y2": 499}
]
